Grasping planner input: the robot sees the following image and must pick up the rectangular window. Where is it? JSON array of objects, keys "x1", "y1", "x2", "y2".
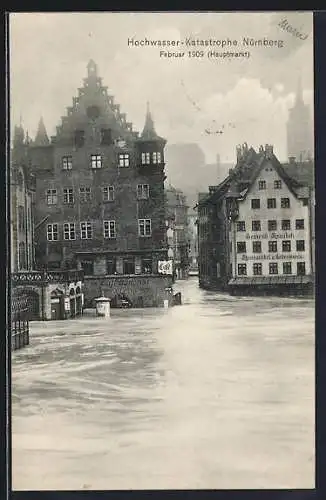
[
  {"x1": 282, "y1": 240, "x2": 291, "y2": 252},
  {"x1": 297, "y1": 262, "x2": 306, "y2": 275},
  {"x1": 47, "y1": 189, "x2": 58, "y2": 205},
  {"x1": 258, "y1": 180, "x2": 266, "y2": 190},
  {"x1": 137, "y1": 184, "x2": 149, "y2": 200},
  {"x1": 123, "y1": 258, "x2": 135, "y2": 274},
  {"x1": 268, "y1": 220, "x2": 277, "y2": 231},
  {"x1": 283, "y1": 262, "x2": 292, "y2": 274},
  {"x1": 74, "y1": 130, "x2": 85, "y2": 148},
  {"x1": 282, "y1": 219, "x2": 291, "y2": 230},
  {"x1": 296, "y1": 219, "x2": 305, "y2": 230},
  {"x1": 18, "y1": 206, "x2": 25, "y2": 231},
  {"x1": 251, "y1": 199, "x2": 260, "y2": 209},
  {"x1": 141, "y1": 152, "x2": 150, "y2": 165},
  {"x1": 90, "y1": 154, "x2": 102, "y2": 169},
  {"x1": 296, "y1": 240, "x2": 305, "y2": 251},
  {"x1": 119, "y1": 153, "x2": 130, "y2": 167},
  {"x1": 281, "y1": 197, "x2": 290, "y2": 209},
  {"x1": 237, "y1": 242, "x2": 246, "y2": 253},
  {"x1": 80, "y1": 221, "x2": 92, "y2": 239},
  {"x1": 80, "y1": 260, "x2": 94, "y2": 276},
  {"x1": 253, "y1": 263, "x2": 262, "y2": 276},
  {"x1": 252, "y1": 220, "x2": 261, "y2": 231},
  {"x1": 236, "y1": 221, "x2": 246, "y2": 232},
  {"x1": 103, "y1": 185, "x2": 115, "y2": 202},
  {"x1": 268, "y1": 241, "x2": 277, "y2": 253},
  {"x1": 274, "y1": 180, "x2": 282, "y2": 189},
  {"x1": 63, "y1": 222, "x2": 76, "y2": 240},
  {"x1": 63, "y1": 188, "x2": 74, "y2": 204},
  {"x1": 138, "y1": 219, "x2": 152, "y2": 237},
  {"x1": 142, "y1": 258, "x2": 153, "y2": 274},
  {"x1": 269, "y1": 262, "x2": 278, "y2": 275},
  {"x1": 103, "y1": 220, "x2": 116, "y2": 239},
  {"x1": 152, "y1": 152, "x2": 162, "y2": 164},
  {"x1": 106, "y1": 258, "x2": 116, "y2": 275},
  {"x1": 267, "y1": 198, "x2": 276, "y2": 209},
  {"x1": 252, "y1": 241, "x2": 262, "y2": 253},
  {"x1": 238, "y1": 263, "x2": 247, "y2": 276},
  {"x1": 101, "y1": 128, "x2": 112, "y2": 146},
  {"x1": 62, "y1": 156, "x2": 72, "y2": 170},
  {"x1": 47, "y1": 223, "x2": 58, "y2": 241},
  {"x1": 79, "y1": 187, "x2": 91, "y2": 203}
]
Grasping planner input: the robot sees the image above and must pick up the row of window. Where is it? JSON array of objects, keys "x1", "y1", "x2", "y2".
[
  {"x1": 236, "y1": 219, "x2": 305, "y2": 231},
  {"x1": 237, "y1": 262, "x2": 306, "y2": 276},
  {"x1": 61, "y1": 151, "x2": 162, "y2": 170},
  {"x1": 47, "y1": 219, "x2": 152, "y2": 241},
  {"x1": 47, "y1": 184, "x2": 150, "y2": 205},
  {"x1": 80, "y1": 257, "x2": 153, "y2": 276},
  {"x1": 258, "y1": 180, "x2": 283, "y2": 190},
  {"x1": 251, "y1": 197, "x2": 291, "y2": 209},
  {"x1": 235, "y1": 240, "x2": 305, "y2": 254}
]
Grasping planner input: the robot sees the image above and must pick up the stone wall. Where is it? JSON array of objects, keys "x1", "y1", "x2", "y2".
[{"x1": 83, "y1": 275, "x2": 173, "y2": 308}]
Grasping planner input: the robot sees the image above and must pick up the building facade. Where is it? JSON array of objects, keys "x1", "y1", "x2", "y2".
[
  {"x1": 287, "y1": 78, "x2": 313, "y2": 162},
  {"x1": 197, "y1": 144, "x2": 314, "y2": 295},
  {"x1": 10, "y1": 125, "x2": 35, "y2": 272},
  {"x1": 28, "y1": 60, "x2": 172, "y2": 308},
  {"x1": 187, "y1": 212, "x2": 198, "y2": 273},
  {"x1": 165, "y1": 185, "x2": 190, "y2": 279}
]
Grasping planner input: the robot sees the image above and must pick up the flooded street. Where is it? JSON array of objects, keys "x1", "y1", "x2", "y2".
[{"x1": 12, "y1": 278, "x2": 315, "y2": 490}]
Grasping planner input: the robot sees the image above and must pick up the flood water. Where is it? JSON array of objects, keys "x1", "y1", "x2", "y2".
[{"x1": 11, "y1": 278, "x2": 315, "y2": 490}]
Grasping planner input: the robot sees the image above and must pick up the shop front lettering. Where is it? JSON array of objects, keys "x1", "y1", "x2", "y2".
[
  {"x1": 245, "y1": 232, "x2": 294, "y2": 240},
  {"x1": 241, "y1": 253, "x2": 304, "y2": 261}
]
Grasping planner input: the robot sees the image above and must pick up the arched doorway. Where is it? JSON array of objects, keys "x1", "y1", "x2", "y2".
[
  {"x1": 50, "y1": 289, "x2": 64, "y2": 320},
  {"x1": 75, "y1": 286, "x2": 82, "y2": 316},
  {"x1": 69, "y1": 288, "x2": 76, "y2": 318},
  {"x1": 24, "y1": 289, "x2": 40, "y2": 321}
]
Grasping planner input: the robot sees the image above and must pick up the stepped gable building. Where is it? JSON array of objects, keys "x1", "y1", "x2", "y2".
[
  {"x1": 165, "y1": 185, "x2": 190, "y2": 279},
  {"x1": 28, "y1": 60, "x2": 171, "y2": 308},
  {"x1": 197, "y1": 143, "x2": 314, "y2": 295},
  {"x1": 287, "y1": 77, "x2": 313, "y2": 162}
]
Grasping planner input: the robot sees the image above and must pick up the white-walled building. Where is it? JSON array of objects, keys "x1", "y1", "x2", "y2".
[{"x1": 228, "y1": 145, "x2": 313, "y2": 294}]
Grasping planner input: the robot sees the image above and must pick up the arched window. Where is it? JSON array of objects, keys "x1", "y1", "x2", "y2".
[
  {"x1": 18, "y1": 206, "x2": 25, "y2": 232},
  {"x1": 18, "y1": 242, "x2": 26, "y2": 270},
  {"x1": 17, "y1": 171, "x2": 24, "y2": 191}
]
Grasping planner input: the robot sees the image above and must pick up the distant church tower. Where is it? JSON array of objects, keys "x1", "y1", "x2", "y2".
[{"x1": 286, "y1": 77, "x2": 313, "y2": 162}]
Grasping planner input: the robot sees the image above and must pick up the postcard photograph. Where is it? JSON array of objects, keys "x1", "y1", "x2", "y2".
[{"x1": 9, "y1": 11, "x2": 315, "y2": 490}]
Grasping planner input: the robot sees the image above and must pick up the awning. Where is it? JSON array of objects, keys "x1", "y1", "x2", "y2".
[{"x1": 228, "y1": 275, "x2": 313, "y2": 286}]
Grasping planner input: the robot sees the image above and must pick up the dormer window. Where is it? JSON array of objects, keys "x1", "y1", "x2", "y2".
[
  {"x1": 74, "y1": 130, "x2": 85, "y2": 148},
  {"x1": 141, "y1": 152, "x2": 150, "y2": 165},
  {"x1": 119, "y1": 153, "x2": 130, "y2": 167},
  {"x1": 101, "y1": 128, "x2": 112, "y2": 146},
  {"x1": 91, "y1": 154, "x2": 102, "y2": 169},
  {"x1": 152, "y1": 152, "x2": 162, "y2": 164},
  {"x1": 62, "y1": 156, "x2": 72, "y2": 170}
]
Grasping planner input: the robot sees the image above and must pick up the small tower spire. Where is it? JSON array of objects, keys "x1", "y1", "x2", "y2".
[
  {"x1": 34, "y1": 116, "x2": 49, "y2": 146},
  {"x1": 141, "y1": 102, "x2": 158, "y2": 140}
]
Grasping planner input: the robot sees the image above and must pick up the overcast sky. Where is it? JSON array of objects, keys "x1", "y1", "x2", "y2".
[{"x1": 10, "y1": 12, "x2": 313, "y2": 163}]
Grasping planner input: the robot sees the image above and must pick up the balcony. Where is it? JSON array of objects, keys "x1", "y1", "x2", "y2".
[{"x1": 11, "y1": 269, "x2": 84, "y2": 285}]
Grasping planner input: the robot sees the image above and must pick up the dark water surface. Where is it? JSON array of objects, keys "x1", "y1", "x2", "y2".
[{"x1": 12, "y1": 278, "x2": 315, "y2": 490}]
